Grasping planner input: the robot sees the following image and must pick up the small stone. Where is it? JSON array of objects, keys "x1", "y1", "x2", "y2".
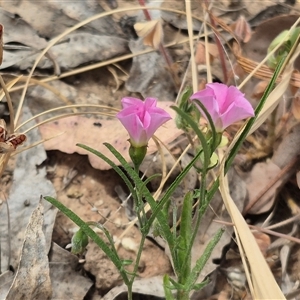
[{"x1": 121, "y1": 237, "x2": 138, "y2": 253}]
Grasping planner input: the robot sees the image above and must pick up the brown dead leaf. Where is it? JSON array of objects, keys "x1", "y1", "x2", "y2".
[
  {"x1": 252, "y1": 231, "x2": 271, "y2": 257},
  {"x1": 49, "y1": 243, "x2": 92, "y2": 299},
  {"x1": 6, "y1": 201, "x2": 52, "y2": 300},
  {"x1": 245, "y1": 160, "x2": 282, "y2": 214},
  {"x1": 103, "y1": 276, "x2": 165, "y2": 299},
  {"x1": 252, "y1": 80, "x2": 269, "y2": 100},
  {"x1": 39, "y1": 102, "x2": 182, "y2": 170},
  {"x1": 0, "y1": 23, "x2": 3, "y2": 65},
  {"x1": 195, "y1": 42, "x2": 218, "y2": 65},
  {"x1": 134, "y1": 19, "x2": 163, "y2": 50},
  {"x1": 0, "y1": 107, "x2": 57, "y2": 273},
  {"x1": 296, "y1": 170, "x2": 300, "y2": 189},
  {"x1": 230, "y1": 15, "x2": 252, "y2": 43},
  {"x1": 0, "y1": 1, "x2": 121, "y2": 39},
  {"x1": 291, "y1": 91, "x2": 300, "y2": 120}
]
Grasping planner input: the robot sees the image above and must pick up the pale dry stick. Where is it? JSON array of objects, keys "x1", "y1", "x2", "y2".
[
  {"x1": 15, "y1": 104, "x2": 118, "y2": 131},
  {"x1": 213, "y1": 219, "x2": 300, "y2": 244},
  {"x1": 20, "y1": 111, "x2": 116, "y2": 135},
  {"x1": 0, "y1": 75, "x2": 76, "y2": 116},
  {"x1": 221, "y1": 174, "x2": 256, "y2": 297},
  {"x1": 263, "y1": 214, "x2": 300, "y2": 231},
  {"x1": 0, "y1": 76, "x2": 23, "y2": 134},
  {"x1": 16, "y1": 77, "x2": 76, "y2": 111},
  {"x1": 0, "y1": 76, "x2": 22, "y2": 102},
  {"x1": 219, "y1": 144, "x2": 285, "y2": 298},
  {"x1": 9, "y1": 34, "x2": 204, "y2": 96},
  {"x1": 146, "y1": 135, "x2": 181, "y2": 201},
  {"x1": 0, "y1": 76, "x2": 14, "y2": 133},
  {"x1": 13, "y1": 6, "x2": 205, "y2": 125},
  {"x1": 203, "y1": 6, "x2": 212, "y2": 84},
  {"x1": 238, "y1": 16, "x2": 300, "y2": 90},
  {"x1": 175, "y1": 2, "x2": 215, "y2": 105},
  {"x1": 185, "y1": 0, "x2": 198, "y2": 93},
  {"x1": 1, "y1": 194, "x2": 11, "y2": 271},
  {"x1": 11, "y1": 132, "x2": 65, "y2": 156},
  {"x1": 0, "y1": 76, "x2": 21, "y2": 179}
]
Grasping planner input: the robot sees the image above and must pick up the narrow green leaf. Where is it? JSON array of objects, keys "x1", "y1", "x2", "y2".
[
  {"x1": 163, "y1": 275, "x2": 176, "y2": 300},
  {"x1": 225, "y1": 56, "x2": 286, "y2": 173},
  {"x1": 121, "y1": 259, "x2": 133, "y2": 266},
  {"x1": 192, "y1": 279, "x2": 210, "y2": 291},
  {"x1": 44, "y1": 196, "x2": 130, "y2": 285},
  {"x1": 171, "y1": 106, "x2": 210, "y2": 169},
  {"x1": 185, "y1": 228, "x2": 224, "y2": 290},
  {"x1": 76, "y1": 143, "x2": 138, "y2": 204},
  {"x1": 70, "y1": 228, "x2": 89, "y2": 255},
  {"x1": 102, "y1": 143, "x2": 175, "y2": 253},
  {"x1": 190, "y1": 99, "x2": 218, "y2": 151},
  {"x1": 177, "y1": 192, "x2": 193, "y2": 282},
  {"x1": 207, "y1": 56, "x2": 288, "y2": 207}
]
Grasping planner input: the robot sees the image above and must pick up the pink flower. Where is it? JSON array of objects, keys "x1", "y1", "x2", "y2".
[
  {"x1": 116, "y1": 97, "x2": 171, "y2": 147},
  {"x1": 190, "y1": 83, "x2": 254, "y2": 132}
]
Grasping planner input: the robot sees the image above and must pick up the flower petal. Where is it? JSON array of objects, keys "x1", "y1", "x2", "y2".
[
  {"x1": 220, "y1": 98, "x2": 254, "y2": 129},
  {"x1": 121, "y1": 97, "x2": 144, "y2": 109},
  {"x1": 190, "y1": 91, "x2": 220, "y2": 127},
  {"x1": 190, "y1": 83, "x2": 254, "y2": 132},
  {"x1": 117, "y1": 96, "x2": 172, "y2": 147},
  {"x1": 206, "y1": 83, "x2": 230, "y2": 109}
]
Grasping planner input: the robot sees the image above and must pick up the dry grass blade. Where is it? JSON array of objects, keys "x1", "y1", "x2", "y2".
[
  {"x1": 185, "y1": 0, "x2": 197, "y2": 92},
  {"x1": 14, "y1": 6, "x2": 204, "y2": 124},
  {"x1": 212, "y1": 17, "x2": 300, "y2": 300},
  {"x1": 237, "y1": 55, "x2": 300, "y2": 88},
  {"x1": 238, "y1": 16, "x2": 300, "y2": 89},
  {"x1": 219, "y1": 166, "x2": 285, "y2": 299},
  {"x1": 15, "y1": 104, "x2": 117, "y2": 131},
  {"x1": 249, "y1": 43, "x2": 300, "y2": 135}
]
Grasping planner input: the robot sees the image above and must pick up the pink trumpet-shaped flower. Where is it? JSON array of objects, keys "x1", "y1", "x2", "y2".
[
  {"x1": 190, "y1": 83, "x2": 254, "y2": 132},
  {"x1": 116, "y1": 97, "x2": 171, "y2": 147}
]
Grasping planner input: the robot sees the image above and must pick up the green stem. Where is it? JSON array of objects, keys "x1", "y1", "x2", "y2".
[
  {"x1": 178, "y1": 169, "x2": 207, "y2": 281},
  {"x1": 127, "y1": 288, "x2": 133, "y2": 300},
  {"x1": 127, "y1": 229, "x2": 147, "y2": 300},
  {"x1": 177, "y1": 290, "x2": 189, "y2": 300}
]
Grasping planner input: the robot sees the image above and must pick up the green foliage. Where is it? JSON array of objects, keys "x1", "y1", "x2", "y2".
[
  {"x1": 45, "y1": 57, "x2": 289, "y2": 299},
  {"x1": 176, "y1": 192, "x2": 193, "y2": 282},
  {"x1": 71, "y1": 228, "x2": 89, "y2": 255},
  {"x1": 267, "y1": 27, "x2": 300, "y2": 68},
  {"x1": 175, "y1": 86, "x2": 200, "y2": 131},
  {"x1": 44, "y1": 196, "x2": 130, "y2": 286}
]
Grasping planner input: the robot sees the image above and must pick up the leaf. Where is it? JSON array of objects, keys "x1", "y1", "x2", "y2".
[
  {"x1": 134, "y1": 19, "x2": 163, "y2": 49},
  {"x1": 291, "y1": 90, "x2": 300, "y2": 120},
  {"x1": 163, "y1": 275, "x2": 176, "y2": 300},
  {"x1": 0, "y1": 106, "x2": 56, "y2": 272},
  {"x1": 230, "y1": 15, "x2": 252, "y2": 43},
  {"x1": 0, "y1": 23, "x2": 3, "y2": 65},
  {"x1": 177, "y1": 192, "x2": 193, "y2": 280},
  {"x1": 125, "y1": 39, "x2": 176, "y2": 101},
  {"x1": 185, "y1": 228, "x2": 224, "y2": 291},
  {"x1": 6, "y1": 202, "x2": 52, "y2": 300},
  {"x1": 44, "y1": 196, "x2": 130, "y2": 286}
]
